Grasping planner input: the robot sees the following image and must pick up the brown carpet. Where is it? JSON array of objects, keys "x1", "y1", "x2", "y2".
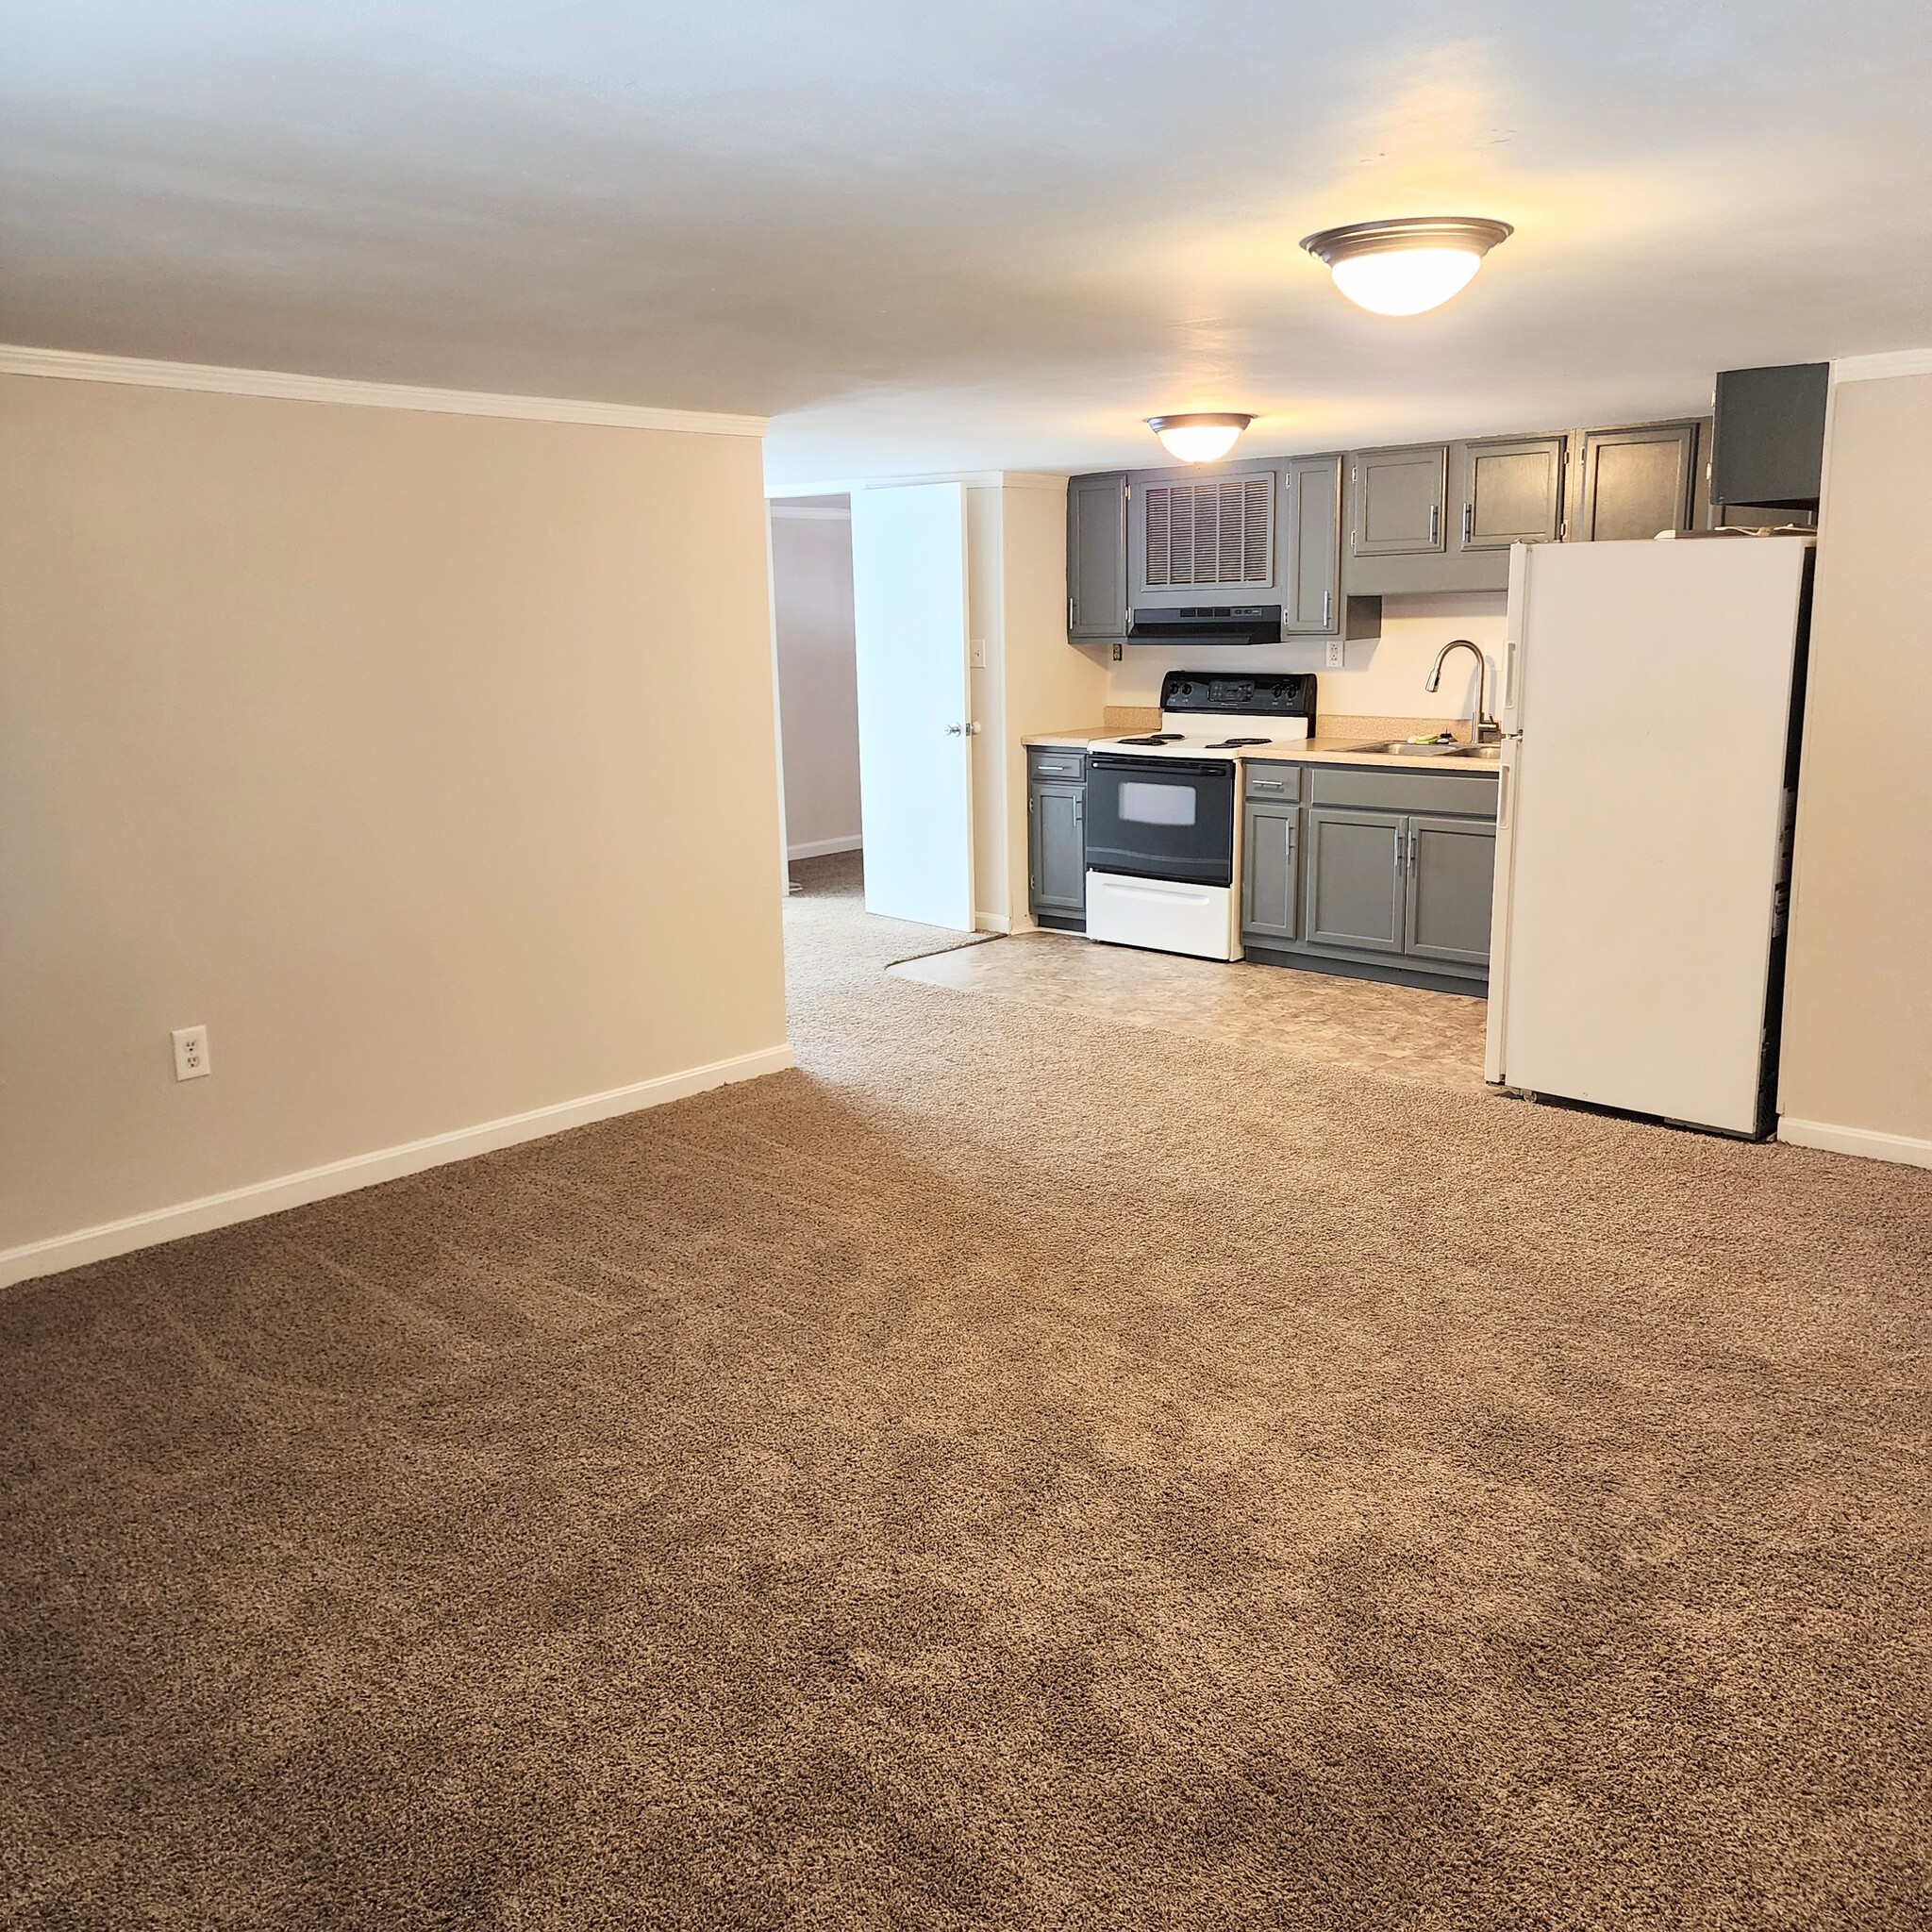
[{"x1": 4, "y1": 850, "x2": 1928, "y2": 1929}]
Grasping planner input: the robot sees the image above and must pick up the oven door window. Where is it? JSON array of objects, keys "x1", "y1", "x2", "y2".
[
  {"x1": 1085, "y1": 757, "x2": 1236, "y2": 887},
  {"x1": 1119, "y1": 780, "x2": 1198, "y2": 827}
]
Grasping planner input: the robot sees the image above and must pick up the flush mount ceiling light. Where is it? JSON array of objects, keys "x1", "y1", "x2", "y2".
[
  {"x1": 1300, "y1": 216, "x2": 1514, "y2": 317},
  {"x1": 1145, "y1": 412, "x2": 1255, "y2": 463}
]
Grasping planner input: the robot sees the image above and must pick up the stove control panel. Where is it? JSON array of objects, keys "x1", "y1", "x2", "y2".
[{"x1": 1160, "y1": 672, "x2": 1317, "y2": 719}]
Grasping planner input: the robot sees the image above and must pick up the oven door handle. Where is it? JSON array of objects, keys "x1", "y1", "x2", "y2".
[{"x1": 1089, "y1": 755, "x2": 1236, "y2": 779}]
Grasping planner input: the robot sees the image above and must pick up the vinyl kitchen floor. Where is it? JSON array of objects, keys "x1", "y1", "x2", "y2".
[{"x1": 890, "y1": 929, "x2": 1492, "y2": 1093}]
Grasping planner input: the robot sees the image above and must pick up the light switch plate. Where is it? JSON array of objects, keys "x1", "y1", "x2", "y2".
[{"x1": 969, "y1": 638, "x2": 987, "y2": 669}]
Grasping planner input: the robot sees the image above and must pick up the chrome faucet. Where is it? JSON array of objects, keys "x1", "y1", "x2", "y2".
[{"x1": 1425, "y1": 638, "x2": 1497, "y2": 742}]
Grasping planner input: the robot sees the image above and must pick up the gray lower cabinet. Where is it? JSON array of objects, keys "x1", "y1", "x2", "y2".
[
  {"x1": 1404, "y1": 815, "x2": 1496, "y2": 964},
  {"x1": 1028, "y1": 778, "x2": 1086, "y2": 921},
  {"x1": 1244, "y1": 763, "x2": 1496, "y2": 984},
  {"x1": 1283, "y1": 453, "x2": 1343, "y2": 635},
  {"x1": 1241, "y1": 801, "x2": 1300, "y2": 941},
  {"x1": 1067, "y1": 472, "x2": 1128, "y2": 639},
  {"x1": 1304, "y1": 808, "x2": 1407, "y2": 952}
]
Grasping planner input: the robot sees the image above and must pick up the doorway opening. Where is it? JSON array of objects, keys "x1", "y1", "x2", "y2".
[{"x1": 768, "y1": 494, "x2": 860, "y2": 893}]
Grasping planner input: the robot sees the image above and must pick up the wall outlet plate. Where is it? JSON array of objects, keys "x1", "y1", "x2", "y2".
[
  {"x1": 172, "y1": 1024, "x2": 210, "y2": 1081},
  {"x1": 1325, "y1": 639, "x2": 1345, "y2": 669}
]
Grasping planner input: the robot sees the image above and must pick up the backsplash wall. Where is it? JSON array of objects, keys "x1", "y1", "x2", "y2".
[{"x1": 1106, "y1": 591, "x2": 1507, "y2": 733}]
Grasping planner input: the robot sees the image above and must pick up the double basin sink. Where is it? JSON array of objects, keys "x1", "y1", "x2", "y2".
[{"x1": 1344, "y1": 739, "x2": 1503, "y2": 762}]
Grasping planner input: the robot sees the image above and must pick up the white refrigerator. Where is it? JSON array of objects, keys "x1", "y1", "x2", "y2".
[{"x1": 1484, "y1": 536, "x2": 1812, "y2": 1137}]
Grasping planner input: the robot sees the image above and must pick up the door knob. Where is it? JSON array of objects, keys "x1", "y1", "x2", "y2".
[{"x1": 945, "y1": 723, "x2": 964, "y2": 735}]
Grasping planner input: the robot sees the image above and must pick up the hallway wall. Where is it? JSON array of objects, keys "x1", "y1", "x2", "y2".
[{"x1": 770, "y1": 504, "x2": 862, "y2": 858}]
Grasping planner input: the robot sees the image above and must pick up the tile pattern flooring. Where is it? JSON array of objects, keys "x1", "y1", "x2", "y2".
[{"x1": 891, "y1": 929, "x2": 1492, "y2": 1092}]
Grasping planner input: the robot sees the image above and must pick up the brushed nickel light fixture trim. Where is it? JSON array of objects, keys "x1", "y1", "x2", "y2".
[
  {"x1": 1300, "y1": 216, "x2": 1514, "y2": 316},
  {"x1": 1144, "y1": 412, "x2": 1256, "y2": 463}
]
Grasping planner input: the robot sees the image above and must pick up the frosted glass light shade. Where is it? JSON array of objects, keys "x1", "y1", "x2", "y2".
[
  {"x1": 1329, "y1": 246, "x2": 1483, "y2": 316},
  {"x1": 1145, "y1": 413, "x2": 1254, "y2": 463},
  {"x1": 1301, "y1": 217, "x2": 1513, "y2": 318}
]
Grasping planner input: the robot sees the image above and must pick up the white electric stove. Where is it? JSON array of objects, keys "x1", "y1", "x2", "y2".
[{"x1": 1083, "y1": 672, "x2": 1317, "y2": 961}]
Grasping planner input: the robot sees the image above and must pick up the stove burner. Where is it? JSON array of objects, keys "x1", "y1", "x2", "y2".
[
  {"x1": 1205, "y1": 736, "x2": 1274, "y2": 749},
  {"x1": 1116, "y1": 732, "x2": 1185, "y2": 745}
]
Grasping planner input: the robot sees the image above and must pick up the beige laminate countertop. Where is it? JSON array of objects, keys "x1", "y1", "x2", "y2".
[{"x1": 1022, "y1": 728, "x2": 1501, "y2": 772}]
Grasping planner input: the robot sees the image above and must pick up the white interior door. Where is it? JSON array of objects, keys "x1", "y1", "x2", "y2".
[{"x1": 850, "y1": 482, "x2": 974, "y2": 929}]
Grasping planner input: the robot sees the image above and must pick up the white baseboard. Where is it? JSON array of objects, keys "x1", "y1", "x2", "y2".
[
  {"x1": 974, "y1": 912, "x2": 1014, "y2": 934},
  {"x1": 1777, "y1": 1116, "x2": 1932, "y2": 1170},
  {"x1": 0, "y1": 1043, "x2": 793, "y2": 1291},
  {"x1": 787, "y1": 834, "x2": 862, "y2": 860}
]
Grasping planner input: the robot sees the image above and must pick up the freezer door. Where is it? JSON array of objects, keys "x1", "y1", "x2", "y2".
[{"x1": 1488, "y1": 539, "x2": 1807, "y2": 1133}]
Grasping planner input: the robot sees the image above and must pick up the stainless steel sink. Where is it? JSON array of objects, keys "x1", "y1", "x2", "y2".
[{"x1": 1346, "y1": 740, "x2": 1502, "y2": 761}]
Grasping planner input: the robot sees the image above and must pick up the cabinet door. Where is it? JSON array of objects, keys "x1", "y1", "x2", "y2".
[
  {"x1": 1067, "y1": 473, "x2": 1128, "y2": 639},
  {"x1": 1304, "y1": 808, "x2": 1406, "y2": 952},
  {"x1": 1283, "y1": 454, "x2": 1343, "y2": 635},
  {"x1": 1241, "y1": 801, "x2": 1301, "y2": 941},
  {"x1": 1402, "y1": 815, "x2": 1496, "y2": 965},
  {"x1": 1351, "y1": 445, "x2": 1448, "y2": 557},
  {"x1": 1459, "y1": 436, "x2": 1564, "y2": 550},
  {"x1": 1574, "y1": 423, "x2": 1700, "y2": 542},
  {"x1": 1029, "y1": 780, "x2": 1086, "y2": 916}
]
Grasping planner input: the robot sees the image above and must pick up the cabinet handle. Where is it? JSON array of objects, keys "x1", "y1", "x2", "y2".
[
  {"x1": 1067, "y1": 595, "x2": 1075, "y2": 629},
  {"x1": 1462, "y1": 503, "x2": 1474, "y2": 546},
  {"x1": 1428, "y1": 504, "x2": 1441, "y2": 546},
  {"x1": 1407, "y1": 826, "x2": 1418, "y2": 874},
  {"x1": 1322, "y1": 590, "x2": 1333, "y2": 628}
]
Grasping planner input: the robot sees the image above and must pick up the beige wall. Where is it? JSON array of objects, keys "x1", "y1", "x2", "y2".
[
  {"x1": 1780, "y1": 366, "x2": 1932, "y2": 1160},
  {"x1": 997, "y1": 480, "x2": 1110, "y2": 930},
  {"x1": 769, "y1": 507, "x2": 861, "y2": 857},
  {"x1": 0, "y1": 373, "x2": 789, "y2": 1268},
  {"x1": 1108, "y1": 592, "x2": 1507, "y2": 733}
]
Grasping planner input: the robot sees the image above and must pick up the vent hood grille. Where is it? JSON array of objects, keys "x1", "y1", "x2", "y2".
[{"x1": 1143, "y1": 476, "x2": 1273, "y2": 587}]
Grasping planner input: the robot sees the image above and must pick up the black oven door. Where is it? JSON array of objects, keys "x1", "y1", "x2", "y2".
[{"x1": 1085, "y1": 755, "x2": 1236, "y2": 887}]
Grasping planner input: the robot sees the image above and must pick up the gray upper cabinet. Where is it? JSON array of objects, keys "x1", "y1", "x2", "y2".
[
  {"x1": 1066, "y1": 472, "x2": 1127, "y2": 639},
  {"x1": 1304, "y1": 808, "x2": 1406, "y2": 953},
  {"x1": 1711, "y1": 363, "x2": 1827, "y2": 513},
  {"x1": 1283, "y1": 454, "x2": 1343, "y2": 635},
  {"x1": 1403, "y1": 815, "x2": 1496, "y2": 965},
  {"x1": 1458, "y1": 435, "x2": 1565, "y2": 550},
  {"x1": 1351, "y1": 445, "x2": 1448, "y2": 558},
  {"x1": 1573, "y1": 422, "x2": 1702, "y2": 542},
  {"x1": 1028, "y1": 779, "x2": 1086, "y2": 919},
  {"x1": 1241, "y1": 800, "x2": 1300, "y2": 942}
]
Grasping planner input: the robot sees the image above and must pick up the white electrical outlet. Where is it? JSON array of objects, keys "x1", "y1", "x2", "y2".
[
  {"x1": 172, "y1": 1025, "x2": 210, "y2": 1081},
  {"x1": 1325, "y1": 639, "x2": 1345, "y2": 669}
]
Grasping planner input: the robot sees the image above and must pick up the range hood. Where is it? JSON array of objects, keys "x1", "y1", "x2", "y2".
[{"x1": 1126, "y1": 604, "x2": 1282, "y2": 646}]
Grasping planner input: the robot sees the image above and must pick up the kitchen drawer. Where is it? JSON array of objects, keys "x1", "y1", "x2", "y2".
[
  {"x1": 1026, "y1": 747, "x2": 1088, "y2": 779},
  {"x1": 1243, "y1": 761, "x2": 1302, "y2": 801},
  {"x1": 1308, "y1": 765, "x2": 1498, "y2": 817}
]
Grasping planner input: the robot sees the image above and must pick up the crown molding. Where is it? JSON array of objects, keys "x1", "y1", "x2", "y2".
[
  {"x1": 767, "y1": 470, "x2": 1069, "y2": 496},
  {"x1": 0, "y1": 342, "x2": 768, "y2": 437},
  {"x1": 1832, "y1": 347, "x2": 1932, "y2": 384}
]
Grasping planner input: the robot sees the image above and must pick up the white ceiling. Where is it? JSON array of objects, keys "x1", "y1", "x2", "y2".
[{"x1": 5, "y1": 2, "x2": 1930, "y2": 484}]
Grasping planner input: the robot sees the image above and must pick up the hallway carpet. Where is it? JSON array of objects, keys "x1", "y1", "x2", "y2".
[{"x1": 4, "y1": 854, "x2": 1928, "y2": 1929}]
